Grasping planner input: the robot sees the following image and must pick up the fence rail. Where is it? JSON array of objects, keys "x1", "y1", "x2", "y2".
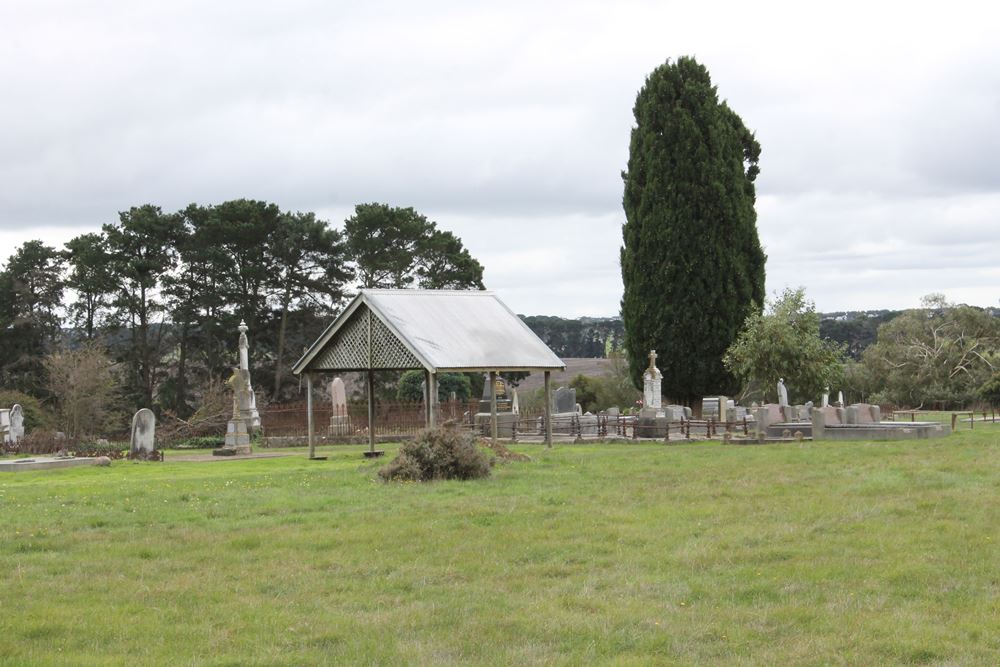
[{"x1": 257, "y1": 400, "x2": 756, "y2": 443}]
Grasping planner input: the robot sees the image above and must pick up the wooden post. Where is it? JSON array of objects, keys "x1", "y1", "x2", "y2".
[
  {"x1": 544, "y1": 370, "x2": 552, "y2": 448},
  {"x1": 367, "y1": 369, "x2": 376, "y2": 454},
  {"x1": 428, "y1": 371, "x2": 437, "y2": 429},
  {"x1": 490, "y1": 370, "x2": 498, "y2": 445},
  {"x1": 306, "y1": 372, "x2": 315, "y2": 459},
  {"x1": 424, "y1": 369, "x2": 432, "y2": 428}
]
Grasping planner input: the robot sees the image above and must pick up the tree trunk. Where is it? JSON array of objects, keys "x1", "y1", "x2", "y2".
[{"x1": 273, "y1": 285, "x2": 292, "y2": 400}]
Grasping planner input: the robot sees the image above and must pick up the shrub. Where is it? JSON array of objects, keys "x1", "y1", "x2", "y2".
[
  {"x1": 0, "y1": 390, "x2": 51, "y2": 432},
  {"x1": 980, "y1": 371, "x2": 1000, "y2": 409},
  {"x1": 379, "y1": 425, "x2": 492, "y2": 482},
  {"x1": 171, "y1": 436, "x2": 225, "y2": 450}
]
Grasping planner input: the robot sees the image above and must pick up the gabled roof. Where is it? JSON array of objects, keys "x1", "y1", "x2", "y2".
[{"x1": 292, "y1": 289, "x2": 565, "y2": 374}]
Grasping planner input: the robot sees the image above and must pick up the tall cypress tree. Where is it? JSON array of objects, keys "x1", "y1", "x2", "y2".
[{"x1": 620, "y1": 57, "x2": 766, "y2": 403}]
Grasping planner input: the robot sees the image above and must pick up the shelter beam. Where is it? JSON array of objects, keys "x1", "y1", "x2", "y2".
[
  {"x1": 490, "y1": 370, "x2": 498, "y2": 445},
  {"x1": 306, "y1": 373, "x2": 315, "y2": 459},
  {"x1": 544, "y1": 370, "x2": 552, "y2": 447}
]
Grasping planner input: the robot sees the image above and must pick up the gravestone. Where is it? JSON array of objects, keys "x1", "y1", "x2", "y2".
[
  {"x1": 664, "y1": 405, "x2": 687, "y2": 421},
  {"x1": 129, "y1": 409, "x2": 156, "y2": 458},
  {"x1": 329, "y1": 377, "x2": 349, "y2": 436},
  {"x1": 0, "y1": 409, "x2": 10, "y2": 444},
  {"x1": 640, "y1": 350, "x2": 665, "y2": 418},
  {"x1": 236, "y1": 321, "x2": 261, "y2": 430},
  {"x1": 821, "y1": 387, "x2": 830, "y2": 408},
  {"x1": 777, "y1": 378, "x2": 789, "y2": 407},
  {"x1": 9, "y1": 404, "x2": 24, "y2": 443},
  {"x1": 837, "y1": 391, "x2": 845, "y2": 407},
  {"x1": 475, "y1": 375, "x2": 515, "y2": 437},
  {"x1": 215, "y1": 366, "x2": 252, "y2": 456},
  {"x1": 553, "y1": 386, "x2": 576, "y2": 414},
  {"x1": 511, "y1": 388, "x2": 520, "y2": 415},
  {"x1": 479, "y1": 376, "x2": 511, "y2": 413}
]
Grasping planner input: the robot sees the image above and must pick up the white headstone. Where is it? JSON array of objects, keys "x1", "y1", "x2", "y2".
[
  {"x1": 511, "y1": 387, "x2": 520, "y2": 415},
  {"x1": 329, "y1": 377, "x2": 347, "y2": 416},
  {"x1": 837, "y1": 390, "x2": 845, "y2": 407},
  {"x1": 821, "y1": 387, "x2": 830, "y2": 408},
  {"x1": 129, "y1": 408, "x2": 156, "y2": 456},
  {"x1": 777, "y1": 378, "x2": 789, "y2": 407},
  {"x1": 9, "y1": 404, "x2": 24, "y2": 443},
  {"x1": 0, "y1": 409, "x2": 10, "y2": 444},
  {"x1": 643, "y1": 350, "x2": 663, "y2": 410}
]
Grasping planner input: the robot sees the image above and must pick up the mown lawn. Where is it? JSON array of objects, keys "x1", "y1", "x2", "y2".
[{"x1": 2, "y1": 427, "x2": 1000, "y2": 666}]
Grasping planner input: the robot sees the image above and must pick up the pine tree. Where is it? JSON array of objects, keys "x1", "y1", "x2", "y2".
[{"x1": 620, "y1": 57, "x2": 766, "y2": 403}]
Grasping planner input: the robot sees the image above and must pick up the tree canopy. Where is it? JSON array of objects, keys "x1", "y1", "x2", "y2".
[
  {"x1": 861, "y1": 294, "x2": 999, "y2": 408},
  {"x1": 344, "y1": 203, "x2": 484, "y2": 290},
  {"x1": 723, "y1": 288, "x2": 845, "y2": 404},
  {"x1": 620, "y1": 56, "x2": 766, "y2": 404}
]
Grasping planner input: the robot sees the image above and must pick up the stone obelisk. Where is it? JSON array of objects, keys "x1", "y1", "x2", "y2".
[{"x1": 238, "y1": 320, "x2": 261, "y2": 430}]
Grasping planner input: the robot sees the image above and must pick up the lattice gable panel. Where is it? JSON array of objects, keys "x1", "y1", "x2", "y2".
[
  {"x1": 370, "y1": 313, "x2": 422, "y2": 369},
  {"x1": 312, "y1": 308, "x2": 370, "y2": 370}
]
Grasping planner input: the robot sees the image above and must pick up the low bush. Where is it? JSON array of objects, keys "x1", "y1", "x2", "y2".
[
  {"x1": 379, "y1": 425, "x2": 492, "y2": 482},
  {"x1": 171, "y1": 436, "x2": 225, "y2": 450},
  {"x1": 5, "y1": 430, "x2": 73, "y2": 455},
  {"x1": 0, "y1": 390, "x2": 51, "y2": 432}
]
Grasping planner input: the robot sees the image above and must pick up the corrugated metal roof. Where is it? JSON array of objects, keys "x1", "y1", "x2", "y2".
[{"x1": 293, "y1": 289, "x2": 565, "y2": 373}]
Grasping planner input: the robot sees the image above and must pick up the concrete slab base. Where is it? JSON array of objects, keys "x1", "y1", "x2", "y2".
[{"x1": 0, "y1": 457, "x2": 100, "y2": 473}]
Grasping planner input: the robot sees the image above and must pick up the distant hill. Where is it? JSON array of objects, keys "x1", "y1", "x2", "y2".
[{"x1": 522, "y1": 307, "x2": 999, "y2": 363}]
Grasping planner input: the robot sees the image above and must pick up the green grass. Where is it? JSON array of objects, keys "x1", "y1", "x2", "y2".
[{"x1": 3, "y1": 427, "x2": 1000, "y2": 666}]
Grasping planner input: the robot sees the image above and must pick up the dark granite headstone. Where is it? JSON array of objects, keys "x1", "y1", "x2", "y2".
[{"x1": 553, "y1": 386, "x2": 576, "y2": 414}]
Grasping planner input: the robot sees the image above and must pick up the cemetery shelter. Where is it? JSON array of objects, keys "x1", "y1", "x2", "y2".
[{"x1": 292, "y1": 289, "x2": 566, "y2": 453}]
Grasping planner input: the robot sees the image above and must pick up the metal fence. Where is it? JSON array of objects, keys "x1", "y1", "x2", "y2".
[{"x1": 258, "y1": 400, "x2": 755, "y2": 443}]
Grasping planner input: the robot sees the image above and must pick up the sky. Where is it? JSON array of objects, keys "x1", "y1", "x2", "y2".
[{"x1": 1, "y1": 0, "x2": 998, "y2": 317}]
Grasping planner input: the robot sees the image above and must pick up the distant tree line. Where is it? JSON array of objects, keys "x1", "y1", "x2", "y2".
[
  {"x1": 0, "y1": 201, "x2": 483, "y2": 425},
  {"x1": 520, "y1": 316, "x2": 624, "y2": 359}
]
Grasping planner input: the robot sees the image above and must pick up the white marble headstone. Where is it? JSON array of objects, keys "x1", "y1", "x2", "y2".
[
  {"x1": 129, "y1": 408, "x2": 156, "y2": 456},
  {"x1": 329, "y1": 377, "x2": 347, "y2": 416},
  {"x1": 9, "y1": 404, "x2": 24, "y2": 443}
]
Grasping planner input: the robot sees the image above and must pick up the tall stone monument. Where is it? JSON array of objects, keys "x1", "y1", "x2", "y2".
[
  {"x1": 640, "y1": 350, "x2": 664, "y2": 418},
  {"x1": 329, "y1": 377, "x2": 349, "y2": 436},
  {"x1": 821, "y1": 387, "x2": 830, "y2": 408},
  {"x1": 237, "y1": 320, "x2": 261, "y2": 429},
  {"x1": 216, "y1": 367, "x2": 253, "y2": 455}
]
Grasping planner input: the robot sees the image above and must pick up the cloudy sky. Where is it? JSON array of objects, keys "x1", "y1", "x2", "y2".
[{"x1": 1, "y1": 0, "x2": 998, "y2": 317}]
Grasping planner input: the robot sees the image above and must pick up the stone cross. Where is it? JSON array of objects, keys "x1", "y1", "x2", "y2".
[{"x1": 643, "y1": 349, "x2": 663, "y2": 410}]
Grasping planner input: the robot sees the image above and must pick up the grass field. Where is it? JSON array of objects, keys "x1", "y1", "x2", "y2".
[{"x1": 3, "y1": 426, "x2": 1000, "y2": 666}]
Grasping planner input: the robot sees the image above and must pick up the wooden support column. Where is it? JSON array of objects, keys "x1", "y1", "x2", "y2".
[
  {"x1": 490, "y1": 370, "x2": 498, "y2": 445},
  {"x1": 424, "y1": 369, "x2": 432, "y2": 428},
  {"x1": 428, "y1": 371, "x2": 437, "y2": 429},
  {"x1": 306, "y1": 372, "x2": 315, "y2": 459},
  {"x1": 367, "y1": 369, "x2": 376, "y2": 454},
  {"x1": 544, "y1": 370, "x2": 552, "y2": 448}
]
